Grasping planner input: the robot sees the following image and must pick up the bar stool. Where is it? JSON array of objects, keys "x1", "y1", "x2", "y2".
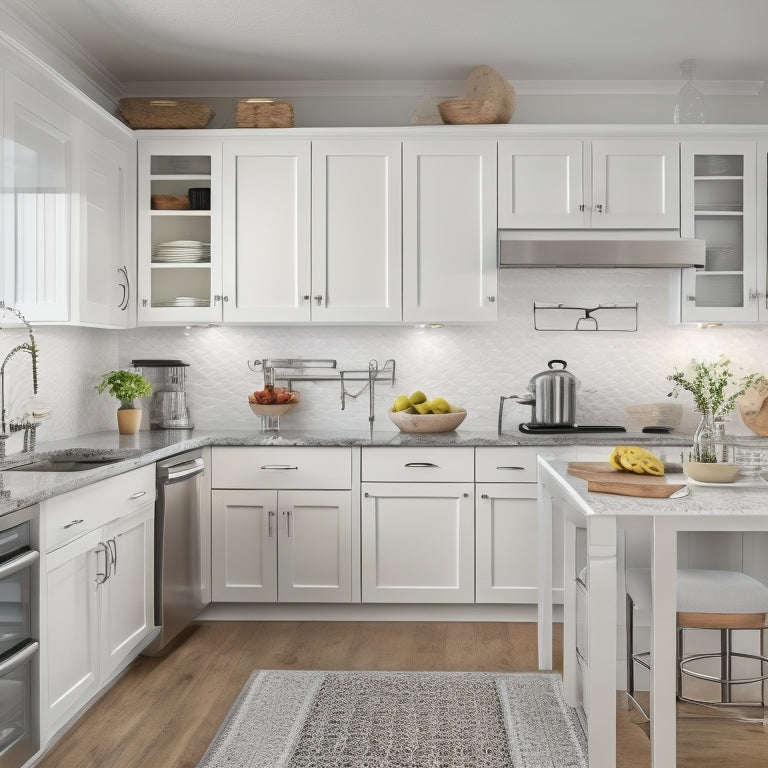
[{"x1": 627, "y1": 568, "x2": 768, "y2": 719}]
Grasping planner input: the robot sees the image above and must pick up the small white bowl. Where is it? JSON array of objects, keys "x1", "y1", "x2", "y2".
[
  {"x1": 683, "y1": 461, "x2": 741, "y2": 484},
  {"x1": 388, "y1": 408, "x2": 467, "y2": 434}
]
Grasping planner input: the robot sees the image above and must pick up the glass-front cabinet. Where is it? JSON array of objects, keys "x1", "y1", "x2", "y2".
[
  {"x1": 680, "y1": 141, "x2": 758, "y2": 323},
  {"x1": 137, "y1": 139, "x2": 222, "y2": 324}
]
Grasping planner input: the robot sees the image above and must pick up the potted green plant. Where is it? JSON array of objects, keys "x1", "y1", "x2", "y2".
[
  {"x1": 97, "y1": 370, "x2": 152, "y2": 435},
  {"x1": 667, "y1": 356, "x2": 763, "y2": 462}
]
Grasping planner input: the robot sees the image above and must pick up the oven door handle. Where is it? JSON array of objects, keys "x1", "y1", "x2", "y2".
[
  {"x1": 0, "y1": 549, "x2": 39, "y2": 581},
  {"x1": 0, "y1": 640, "x2": 38, "y2": 677}
]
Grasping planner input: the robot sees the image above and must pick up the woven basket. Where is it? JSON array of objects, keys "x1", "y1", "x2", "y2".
[
  {"x1": 118, "y1": 99, "x2": 214, "y2": 129},
  {"x1": 236, "y1": 99, "x2": 294, "y2": 128},
  {"x1": 151, "y1": 195, "x2": 190, "y2": 210},
  {"x1": 438, "y1": 98, "x2": 497, "y2": 125}
]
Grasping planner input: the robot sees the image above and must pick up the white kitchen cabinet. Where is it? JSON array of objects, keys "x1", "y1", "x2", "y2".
[
  {"x1": 211, "y1": 488, "x2": 352, "y2": 602},
  {"x1": 2, "y1": 70, "x2": 76, "y2": 322},
  {"x1": 77, "y1": 123, "x2": 135, "y2": 328},
  {"x1": 498, "y1": 139, "x2": 679, "y2": 230},
  {"x1": 137, "y1": 139, "x2": 223, "y2": 324},
  {"x1": 41, "y1": 465, "x2": 155, "y2": 742},
  {"x1": 210, "y1": 447, "x2": 354, "y2": 603},
  {"x1": 311, "y1": 140, "x2": 402, "y2": 322},
  {"x1": 221, "y1": 139, "x2": 311, "y2": 322},
  {"x1": 361, "y1": 447, "x2": 475, "y2": 602},
  {"x1": 680, "y1": 140, "x2": 759, "y2": 323},
  {"x1": 402, "y1": 139, "x2": 497, "y2": 323}
]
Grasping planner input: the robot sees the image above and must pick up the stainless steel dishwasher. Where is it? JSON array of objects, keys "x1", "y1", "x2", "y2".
[{"x1": 143, "y1": 449, "x2": 208, "y2": 655}]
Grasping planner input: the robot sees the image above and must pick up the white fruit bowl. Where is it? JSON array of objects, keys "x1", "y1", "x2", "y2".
[
  {"x1": 248, "y1": 391, "x2": 301, "y2": 417},
  {"x1": 388, "y1": 408, "x2": 467, "y2": 434},
  {"x1": 683, "y1": 461, "x2": 740, "y2": 484}
]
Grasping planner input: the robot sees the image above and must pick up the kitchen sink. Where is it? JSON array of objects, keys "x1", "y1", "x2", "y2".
[{"x1": 6, "y1": 457, "x2": 123, "y2": 473}]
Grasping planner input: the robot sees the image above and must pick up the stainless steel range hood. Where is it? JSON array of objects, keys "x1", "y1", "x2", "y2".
[{"x1": 498, "y1": 231, "x2": 706, "y2": 268}]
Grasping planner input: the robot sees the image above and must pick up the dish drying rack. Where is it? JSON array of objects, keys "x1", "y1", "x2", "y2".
[{"x1": 248, "y1": 358, "x2": 396, "y2": 426}]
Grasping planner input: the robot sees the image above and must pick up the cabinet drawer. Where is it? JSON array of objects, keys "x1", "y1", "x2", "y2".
[
  {"x1": 362, "y1": 447, "x2": 474, "y2": 483},
  {"x1": 43, "y1": 464, "x2": 155, "y2": 552},
  {"x1": 212, "y1": 447, "x2": 351, "y2": 489},
  {"x1": 475, "y1": 447, "x2": 540, "y2": 482}
]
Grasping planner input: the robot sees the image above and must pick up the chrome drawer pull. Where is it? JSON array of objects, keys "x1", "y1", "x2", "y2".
[
  {"x1": 63, "y1": 519, "x2": 84, "y2": 529},
  {"x1": 404, "y1": 462, "x2": 438, "y2": 468},
  {"x1": 129, "y1": 491, "x2": 147, "y2": 500},
  {"x1": 496, "y1": 466, "x2": 525, "y2": 471},
  {"x1": 260, "y1": 464, "x2": 298, "y2": 470}
]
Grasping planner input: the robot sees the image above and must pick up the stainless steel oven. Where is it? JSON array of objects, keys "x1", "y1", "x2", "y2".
[{"x1": 0, "y1": 506, "x2": 39, "y2": 768}]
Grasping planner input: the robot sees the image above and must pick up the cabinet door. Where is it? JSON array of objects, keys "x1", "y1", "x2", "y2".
[
  {"x1": 211, "y1": 490, "x2": 277, "y2": 602},
  {"x1": 43, "y1": 528, "x2": 102, "y2": 737},
  {"x1": 100, "y1": 503, "x2": 154, "y2": 680},
  {"x1": 312, "y1": 140, "x2": 402, "y2": 322},
  {"x1": 498, "y1": 140, "x2": 585, "y2": 228},
  {"x1": 137, "y1": 139, "x2": 223, "y2": 324},
  {"x1": 591, "y1": 140, "x2": 679, "y2": 228},
  {"x1": 222, "y1": 140, "x2": 311, "y2": 322},
  {"x1": 78, "y1": 124, "x2": 135, "y2": 328},
  {"x1": 475, "y1": 483, "x2": 538, "y2": 603},
  {"x1": 361, "y1": 482, "x2": 475, "y2": 603},
  {"x1": 2, "y1": 71, "x2": 75, "y2": 322},
  {"x1": 680, "y1": 141, "x2": 757, "y2": 323},
  {"x1": 402, "y1": 140, "x2": 497, "y2": 323},
  {"x1": 277, "y1": 490, "x2": 352, "y2": 602}
]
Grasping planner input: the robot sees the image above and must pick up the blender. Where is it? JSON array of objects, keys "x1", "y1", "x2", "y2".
[{"x1": 131, "y1": 359, "x2": 193, "y2": 429}]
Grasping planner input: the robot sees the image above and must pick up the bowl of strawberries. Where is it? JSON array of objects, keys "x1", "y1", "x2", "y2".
[{"x1": 248, "y1": 386, "x2": 301, "y2": 427}]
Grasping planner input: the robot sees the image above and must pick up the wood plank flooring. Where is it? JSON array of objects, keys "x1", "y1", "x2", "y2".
[{"x1": 35, "y1": 621, "x2": 766, "y2": 768}]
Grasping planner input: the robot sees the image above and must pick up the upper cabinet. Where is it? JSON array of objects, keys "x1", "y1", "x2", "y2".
[
  {"x1": 77, "y1": 124, "x2": 135, "y2": 328},
  {"x1": 680, "y1": 140, "x2": 759, "y2": 323},
  {"x1": 137, "y1": 139, "x2": 223, "y2": 324},
  {"x1": 498, "y1": 139, "x2": 679, "y2": 229},
  {"x1": 402, "y1": 139, "x2": 498, "y2": 323},
  {"x1": 2, "y1": 71, "x2": 75, "y2": 322}
]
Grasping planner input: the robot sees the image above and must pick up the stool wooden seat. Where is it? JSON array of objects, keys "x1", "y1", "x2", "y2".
[{"x1": 627, "y1": 568, "x2": 768, "y2": 716}]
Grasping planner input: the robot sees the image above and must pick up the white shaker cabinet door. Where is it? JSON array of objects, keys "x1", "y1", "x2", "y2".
[
  {"x1": 498, "y1": 139, "x2": 585, "y2": 228},
  {"x1": 591, "y1": 140, "x2": 680, "y2": 229},
  {"x1": 402, "y1": 140, "x2": 497, "y2": 323},
  {"x1": 277, "y1": 490, "x2": 352, "y2": 602},
  {"x1": 3, "y1": 71, "x2": 75, "y2": 322},
  {"x1": 361, "y1": 482, "x2": 475, "y2": 602},
  {"x1": 222, "y1": 140, "x2": 311, "y2": 322},
  {"x1": 211, "y1": 490, "x2": 278, "y2": 602},
  {"x1": 100, "y1": 502, "x2": 155, "y2": 680},
  {"x1": 475, "y1": 483, "x2": 539, "y2": 604},
  {"x1": 312, "y1": 140, "x2": 402, "y2": 322}
]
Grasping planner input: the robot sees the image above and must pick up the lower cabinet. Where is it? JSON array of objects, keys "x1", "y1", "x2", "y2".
[
  {"x1": 211, "y1": 489, "x2": 352, "y2": 602},
  {"x1": 361, "y1": 482, "x2": 475, "y2": 602},
  {"x1": 41, "y1": 466, "x2": 155, "y2": 743}
]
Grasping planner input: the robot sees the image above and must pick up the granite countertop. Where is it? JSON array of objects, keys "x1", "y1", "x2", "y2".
[
  {"x1": 0, "y1": 427, "x2": 694, "y2": 517},
  {"x1": 539, "y1": 457, "x2": 768, "y2": 517}
]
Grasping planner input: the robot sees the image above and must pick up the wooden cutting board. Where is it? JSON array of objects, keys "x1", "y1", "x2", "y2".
[{"x1": 567, "y1": 462, "x2": 687, "y2": 498}]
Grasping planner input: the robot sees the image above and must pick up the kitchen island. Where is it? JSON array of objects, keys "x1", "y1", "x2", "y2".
[{"x1": 537, "y1": 457, "x2": 768, "y2": 768}]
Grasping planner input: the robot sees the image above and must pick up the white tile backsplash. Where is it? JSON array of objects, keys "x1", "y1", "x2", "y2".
[{"x1": 113, "y1": 269, "x2": 768, "y2": 437}]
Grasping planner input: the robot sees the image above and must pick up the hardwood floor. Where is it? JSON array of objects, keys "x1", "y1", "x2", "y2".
[{"x1": 35, "y1": 621, "x2": 766, "y2": 768}]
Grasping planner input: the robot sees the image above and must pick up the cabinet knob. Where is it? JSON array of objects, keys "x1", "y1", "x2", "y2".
[
  {"x1": 481, "y1": 494, "x2": 489, "y2": 499},
  {"x1": 686, "y1": 295, "x2": 696, "y2": 302},
  {"x1": 222, "y1": 295, "x2": 229, "y2": 302},
  {"x1": 487, "y1": 296, "x2": 496, "y2": 303},
  {"x1": 749, "y1": 289, "x2": 766, "y2": 302},
  {"x1": 142, "y1": 299, "x2": 148, "y2": 308},
  {"x1": 314, "y1": 295, "x2": 324, "y2": 306},
  {"x1": 214, "y1": 295, "x2": 221, "y2": 304},
  {"x1": 303, "y1": 295, "x2": 310, "y2": 301},
  {"x1": 463, "y1": 492, "x2": 469, "y2": 498},
  {"x1": 579, "y1": 203, "x2": 585, "y2": 212},
  {"x1": 594, "y1": 204, "x2": 604, "y2": 213}
]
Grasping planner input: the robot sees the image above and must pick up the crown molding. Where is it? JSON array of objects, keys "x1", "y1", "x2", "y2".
[{"x1": 122, "y1": 78, "x2": 765, "y2": 99}]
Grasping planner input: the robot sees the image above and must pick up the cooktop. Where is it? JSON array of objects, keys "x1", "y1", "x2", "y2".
[{"x1": 518, "y1": 423, "x2": 627, "y2": 434}]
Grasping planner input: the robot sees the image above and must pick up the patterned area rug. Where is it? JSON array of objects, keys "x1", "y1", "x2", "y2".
[{"x1": 197, "y1": 671, "x2": 588, "y2": 768}]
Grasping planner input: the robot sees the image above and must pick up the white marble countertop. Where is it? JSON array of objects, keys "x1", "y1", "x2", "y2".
[
  {"x1": 539, "y1": 457, "x2": 768, "y2": 517},
  {"x1": 0, "y1": 427, "x2": 693, "y2": 517}
]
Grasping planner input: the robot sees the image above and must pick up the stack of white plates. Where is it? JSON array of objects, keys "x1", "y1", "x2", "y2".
[
  {"x1": 153, "y1": 297, "x2": 210, "y2": 308},
  {"x1": 152, "y1": 240, "x2": 210, "y2": 263}
]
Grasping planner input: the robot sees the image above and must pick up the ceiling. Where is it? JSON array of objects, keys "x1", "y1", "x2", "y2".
[{"x1": 12, "y1": 0, "x2": 768, "y2": 86}]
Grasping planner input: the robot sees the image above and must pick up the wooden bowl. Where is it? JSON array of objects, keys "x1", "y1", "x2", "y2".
[
  {"x1": 682, "y1": 461, "x2": 740, "y2": 483},
  {"x1": 437, "y1": 98, "x2": 496, "y2": 125},
  {"x1": 388, "y1": 408, "x2": 467, "y2": 434}
]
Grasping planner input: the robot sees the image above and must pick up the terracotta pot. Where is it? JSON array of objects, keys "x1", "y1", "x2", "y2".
[{"x1": 116, "y1": 408, "x2": 142, "y2": 435}]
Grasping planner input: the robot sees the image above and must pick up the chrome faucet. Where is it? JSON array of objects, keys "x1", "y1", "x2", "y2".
[{"x1": 0, "y1": 303, "x2": 39, "y2": 460}]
